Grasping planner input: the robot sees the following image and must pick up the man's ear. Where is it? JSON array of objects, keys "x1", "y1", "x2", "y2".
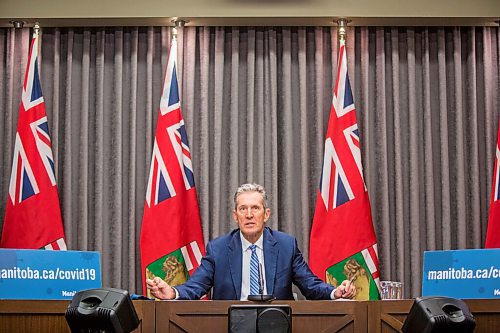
[
  {"x1": 264, "y1": 208, "x2": 271, "y2": 222},
  {"x1": 232, "y1": 210, "x2": 238, "y2": 222}
]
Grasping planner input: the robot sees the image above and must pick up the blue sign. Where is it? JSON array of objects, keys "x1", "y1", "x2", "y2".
[
  {"x1": 422, "y1": 249, "x2": 500, "y2": 299},
  {"x1": 0, "y1": 249, "x2": 102, "y2": 300}
]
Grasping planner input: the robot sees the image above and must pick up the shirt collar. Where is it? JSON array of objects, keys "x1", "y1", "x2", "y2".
[{"x1": 240, "y1": 231, "x2": 264, "y2": 251}]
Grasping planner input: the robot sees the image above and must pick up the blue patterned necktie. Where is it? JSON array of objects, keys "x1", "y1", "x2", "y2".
[{"x1": 249, "y1": 244, "x2": 260, "y2": 295}]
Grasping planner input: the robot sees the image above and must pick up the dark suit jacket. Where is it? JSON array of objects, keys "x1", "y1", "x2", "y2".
[{"x1": 175, "y1": 227, "x2": 334, "y2": 300}]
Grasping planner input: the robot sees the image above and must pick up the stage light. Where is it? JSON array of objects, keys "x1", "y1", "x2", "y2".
[
  {"x1": 65, "y1": 288, "x2": 140, "y2": 333},
  {"x1": 402, "y1": 296, "x2": 475, "y2": 333}
]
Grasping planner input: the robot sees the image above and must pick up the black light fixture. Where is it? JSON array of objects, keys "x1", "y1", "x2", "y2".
[
  {"x1": 65, "y1": 288, "x2": 140, "y2": 333},
  {"x1": 9, "y1": 20, "x2": 25, "y2": 29},
  {"x1": 402, "y1": 296, "x2": 476, "y2": 333}
]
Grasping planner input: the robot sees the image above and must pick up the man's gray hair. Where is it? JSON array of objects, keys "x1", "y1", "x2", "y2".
[{"x1": 233, "y1": 183, "x2": 268, "y2": 209}]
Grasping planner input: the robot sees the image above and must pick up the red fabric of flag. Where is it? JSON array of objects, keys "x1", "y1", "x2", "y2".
[
  {"x1": 140, "y1": 36, "x2": 205, "y2": 295},
  {"x1": 1, "y1": 32, "x2": 67, "y2": 250}
]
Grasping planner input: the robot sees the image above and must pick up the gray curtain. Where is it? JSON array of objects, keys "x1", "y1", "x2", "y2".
[{"x1": 0, "y1": 26, "x2": 499, "y2": 297}]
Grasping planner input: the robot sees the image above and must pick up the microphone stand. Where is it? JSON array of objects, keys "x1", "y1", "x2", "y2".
[{"x1": 248, "y1": 263, "x2": 275, "y2": 302}]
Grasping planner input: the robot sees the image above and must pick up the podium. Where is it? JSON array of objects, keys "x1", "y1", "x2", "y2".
[{"x1": 1, "y1": 299, "x2": 500, "y2": 332}]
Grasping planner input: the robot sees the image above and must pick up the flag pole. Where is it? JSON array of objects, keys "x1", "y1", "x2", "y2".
[
  {"x1": 1, "y1": 19, "x2": 67, "y2": 250},
  {"x1": 140, "y1": 15, "x2": 206, "y2": 296},
  {"x1": 34, "y1": 22, "x2": 40, "y2": 38},
  {"x1": 171, "y1": 19, "x2": 186, "y2": 39},
  {"x1": 310, "y1": 16, "x2": 382, "y2": 300},
  {"x1": 337, "y1": 19, "x2": 347, "y2": 42},
  {"x1": 336, "y1": 18, "x2": 351, "y2": 42}
]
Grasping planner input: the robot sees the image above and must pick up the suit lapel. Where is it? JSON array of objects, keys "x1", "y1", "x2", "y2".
[
  {"x1": 228, "y1": 231, "x2": 242, "y2": 300},
  {"x1": 263, "y1": 228, "x2": 278, "y2": 295}
]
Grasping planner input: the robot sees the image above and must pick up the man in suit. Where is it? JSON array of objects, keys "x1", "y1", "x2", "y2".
[{"x1": 146, "y1": 183, "x2": 356, "y2": 300}]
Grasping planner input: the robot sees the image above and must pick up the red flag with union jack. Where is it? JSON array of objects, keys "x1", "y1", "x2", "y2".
[
  {"x1": 309, "y1": 39, "x2": 380, "y2": 300},
  {"x1": 486, "y1": 119, "x2": 500, "y2": 248},
  {"x1": 1, "y1": 31, "x2": 67, "y2": 250},
  {"x1": 140, "y1": 35, "x2": 205, "y2": 296}
]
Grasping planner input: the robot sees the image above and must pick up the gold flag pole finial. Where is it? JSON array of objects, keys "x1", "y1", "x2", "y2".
[
  {"x1": 171, "y1": 19, "x2": 187, "y2": 39},
  {"x1": 336, "y1": 19, "x2": 348, "y2": 42},
  {"x1": 34, "y1": 22, "x2": 40, "y2": 37}
]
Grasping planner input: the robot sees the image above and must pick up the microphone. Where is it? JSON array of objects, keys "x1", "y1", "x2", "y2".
[{"x1": 247, "y1": 262, "x2": 275, "y2": 302}]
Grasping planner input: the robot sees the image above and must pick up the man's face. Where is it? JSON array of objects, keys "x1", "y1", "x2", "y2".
[{"x1": 232, "y1": 191, "x2": 270, "y2": 243}]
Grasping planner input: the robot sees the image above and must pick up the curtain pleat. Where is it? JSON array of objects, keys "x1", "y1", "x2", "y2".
[{"x1": 0, "y1": 26, "x2": 499, "y2": 297}]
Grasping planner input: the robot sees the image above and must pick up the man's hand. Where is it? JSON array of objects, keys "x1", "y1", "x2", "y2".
[
  {"x1": 146, "y1": 276, "x2": 176, "y2": 300},
  {"x1": 334, "y1": 279, "x2": 356, "y2": 299}
]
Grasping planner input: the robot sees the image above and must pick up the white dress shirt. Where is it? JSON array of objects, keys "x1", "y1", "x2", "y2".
[{"x1": 240, "y1": 232, "x2": 268, "y2": 300}]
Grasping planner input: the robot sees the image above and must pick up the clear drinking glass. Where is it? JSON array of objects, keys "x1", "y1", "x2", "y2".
[
  {"x1": 391, "y1": 282, "x2": 403, "y2": 299},
  {"x1": 380, "y1": 281, "x2": 404, "y2": 300},
  {"x1": 380, "y1": 280, "x2": 392, "y2": 299}
]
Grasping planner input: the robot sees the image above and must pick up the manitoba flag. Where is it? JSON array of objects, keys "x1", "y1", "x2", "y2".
[
  {"x1": 140, "y1": 35, "x2": 205, "y2": 296},
  {"x1": 485, "y1": 119, "x2": 500, "y2": 248},
  {"x1": 1, "y1": 31, "x2": 67, "y2": 250},
  {"x1": 309, "y1": 39, "x2": 380, "y2": 300}
]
